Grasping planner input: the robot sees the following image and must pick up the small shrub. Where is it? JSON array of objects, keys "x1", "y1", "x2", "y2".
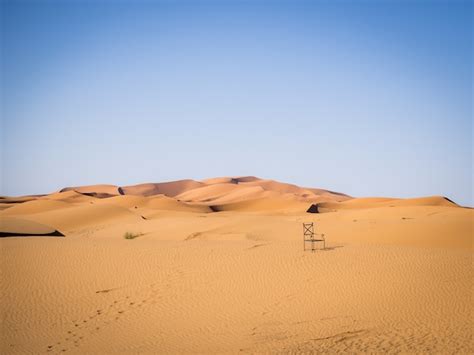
[{"x1": 124, "y1": 231, "x2": 142, "y2": 240}]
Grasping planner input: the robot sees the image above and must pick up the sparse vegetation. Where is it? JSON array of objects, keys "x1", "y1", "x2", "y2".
[{"x1": 124, "y1": 231, "x2": 142, "y2": 240}]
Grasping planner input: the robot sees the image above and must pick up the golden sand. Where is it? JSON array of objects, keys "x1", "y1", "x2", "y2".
[{"x1": 1, "y1": 177, "x2": 472, "y2": 353}]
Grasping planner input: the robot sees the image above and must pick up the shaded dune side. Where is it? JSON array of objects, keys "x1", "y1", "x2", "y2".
[
  {"x1": 307, "y1": 196, "x2": 460, "y2": 213},
  {"x1": 0, "y1": 195, "x2": 45, "y2": 212},
  {"x1": 0, "y1": 216, "x2": 64, "y2": 237},
  {"x1": 60, "y1": 184, "x2": 121, "y2": 196},
  {"x1": 233, "y1": 176, "x2": 262, "y2": 183},
  {"x1": 121, "y1": 179, "x2": 204, "y2": 197},
  {"x1": 0, "y1": 195, "x2": 44, "y2": 204},
  {"x1": 201, "y1": 176, "x2": 261, "y2": 185}
]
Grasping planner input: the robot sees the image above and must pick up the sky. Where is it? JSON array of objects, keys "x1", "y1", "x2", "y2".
[{"x1": 1, "y1": 0, "x2": 472, "y2": 206}]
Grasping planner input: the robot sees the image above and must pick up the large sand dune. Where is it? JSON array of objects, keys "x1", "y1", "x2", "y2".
[{"x1": 1, "y1": 176, "x2": 472, "y2": 353}]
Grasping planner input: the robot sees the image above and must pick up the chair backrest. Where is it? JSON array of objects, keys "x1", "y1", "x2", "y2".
[{"x1": 303, "y1": 222, "x2": 314, "y2": 237}]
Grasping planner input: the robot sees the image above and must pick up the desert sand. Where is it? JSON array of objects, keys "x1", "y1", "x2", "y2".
[{"x1": 1, "y1": 176, "x2": 472, "y2": 353}]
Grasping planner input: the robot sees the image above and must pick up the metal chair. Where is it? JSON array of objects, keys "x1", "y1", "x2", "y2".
[{"x1": 303, "y1": 222, "x2": 325, "y2": 251}]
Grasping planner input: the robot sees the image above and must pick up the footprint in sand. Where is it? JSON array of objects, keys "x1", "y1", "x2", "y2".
[{"x1": 50, "y1": 284, "x2": 161, "y2": 352}]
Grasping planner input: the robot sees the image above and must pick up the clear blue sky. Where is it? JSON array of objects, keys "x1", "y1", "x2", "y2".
[{"x1": 1, "y1": 0, "x2": 472, "y2": 206}]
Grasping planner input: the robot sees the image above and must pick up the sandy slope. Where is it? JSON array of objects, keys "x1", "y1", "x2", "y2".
[
  {"x1": 311, "y1": 196, "x2": 460, "y2": 213},
  {"x1": 210, "y1": 192, "x2": 312, "y2": 213},
  {"x1": 41, "y1": 191, "x2": 99, "y2": 204},
  {"x1": 0, "y1": 216, "x2": 63, "y2": 237},
  {"x1": 1, "y1": 200, "x2": 73, "y2": 216},
  {"x1": 8, "y1": 203, "x2": 145, "y2": 235},
  {"x1": 175, "y1": 183, "x2": 266, "y2": 205},
  {"x1": 1, "y1": 177, "x2": 472, "y2": 353}
]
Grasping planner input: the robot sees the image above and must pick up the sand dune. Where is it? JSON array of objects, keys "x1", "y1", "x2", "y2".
[
  {"x1": 60, "y1": 184, "x2": 121, "y2": 196},
  {"x1": 201, "y1": 176, "x2": 260, "y2": 185},
  {"x1": 211, "y1": 192, "x2": 316, "y2": 213},
  {"x1": 242, "y1": 178, "x2": 350, "y2": 201},
  {"x1": 121, "y1": 179, "x2": 204, "y2": 197},
  {"x1": 0, "y1": 216, "x2": 63, "y2": 237},
  {"x1": 176, "y1": 183, "x2": 265, "y2": 204},
  {"x1": 201, "y1": 176, "x2": 239, "y2": 185},
  {"x1": 316, "y1": 205, "x2": 472, "y2": 250},
  {"x1": 146, "y1": 195, "x2": 211, "y2": 213},
  {"x1": 0, "y1": 203, "x2": 13, "y2": 211},
  {"x1": 92, "y1": 194, "x2": 212, "y2": 215},
  {"x1": 1, "y1": 199, "x2": 73, "y2": 216},
  {"x1": 0, "y1": 195, "x2": 45, "y2": 212},
  {"x1": 200, "y1": 177, "x2": 351, "y2": 203},
  {"x1": 309, "y1": 196, "x2": 460, "y2": 213},
  {"x1": 1, "y1": 177, "x2": 472, "y2": 353},
  {"x1": 54, "y1": 177, "x2": 350, "y2": 204},
  {"x1": 243, "y1": 178, "x2": 317, "y2": 195},
  {"x1": 41, "y1": 190, "x2": 99, "y2": 203},
  {"x1": 92, "y1": 195, "x2": 150, "y2": 209},
  {"x1": 0, "y1": 195, "x2": 45, "y2": 203},
  {"x1": 10, "y1": 203, "x2": 144, "y2": 235},
  {"x1": 203, "y1": 186, "x2": 267, "y2": 205}
]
